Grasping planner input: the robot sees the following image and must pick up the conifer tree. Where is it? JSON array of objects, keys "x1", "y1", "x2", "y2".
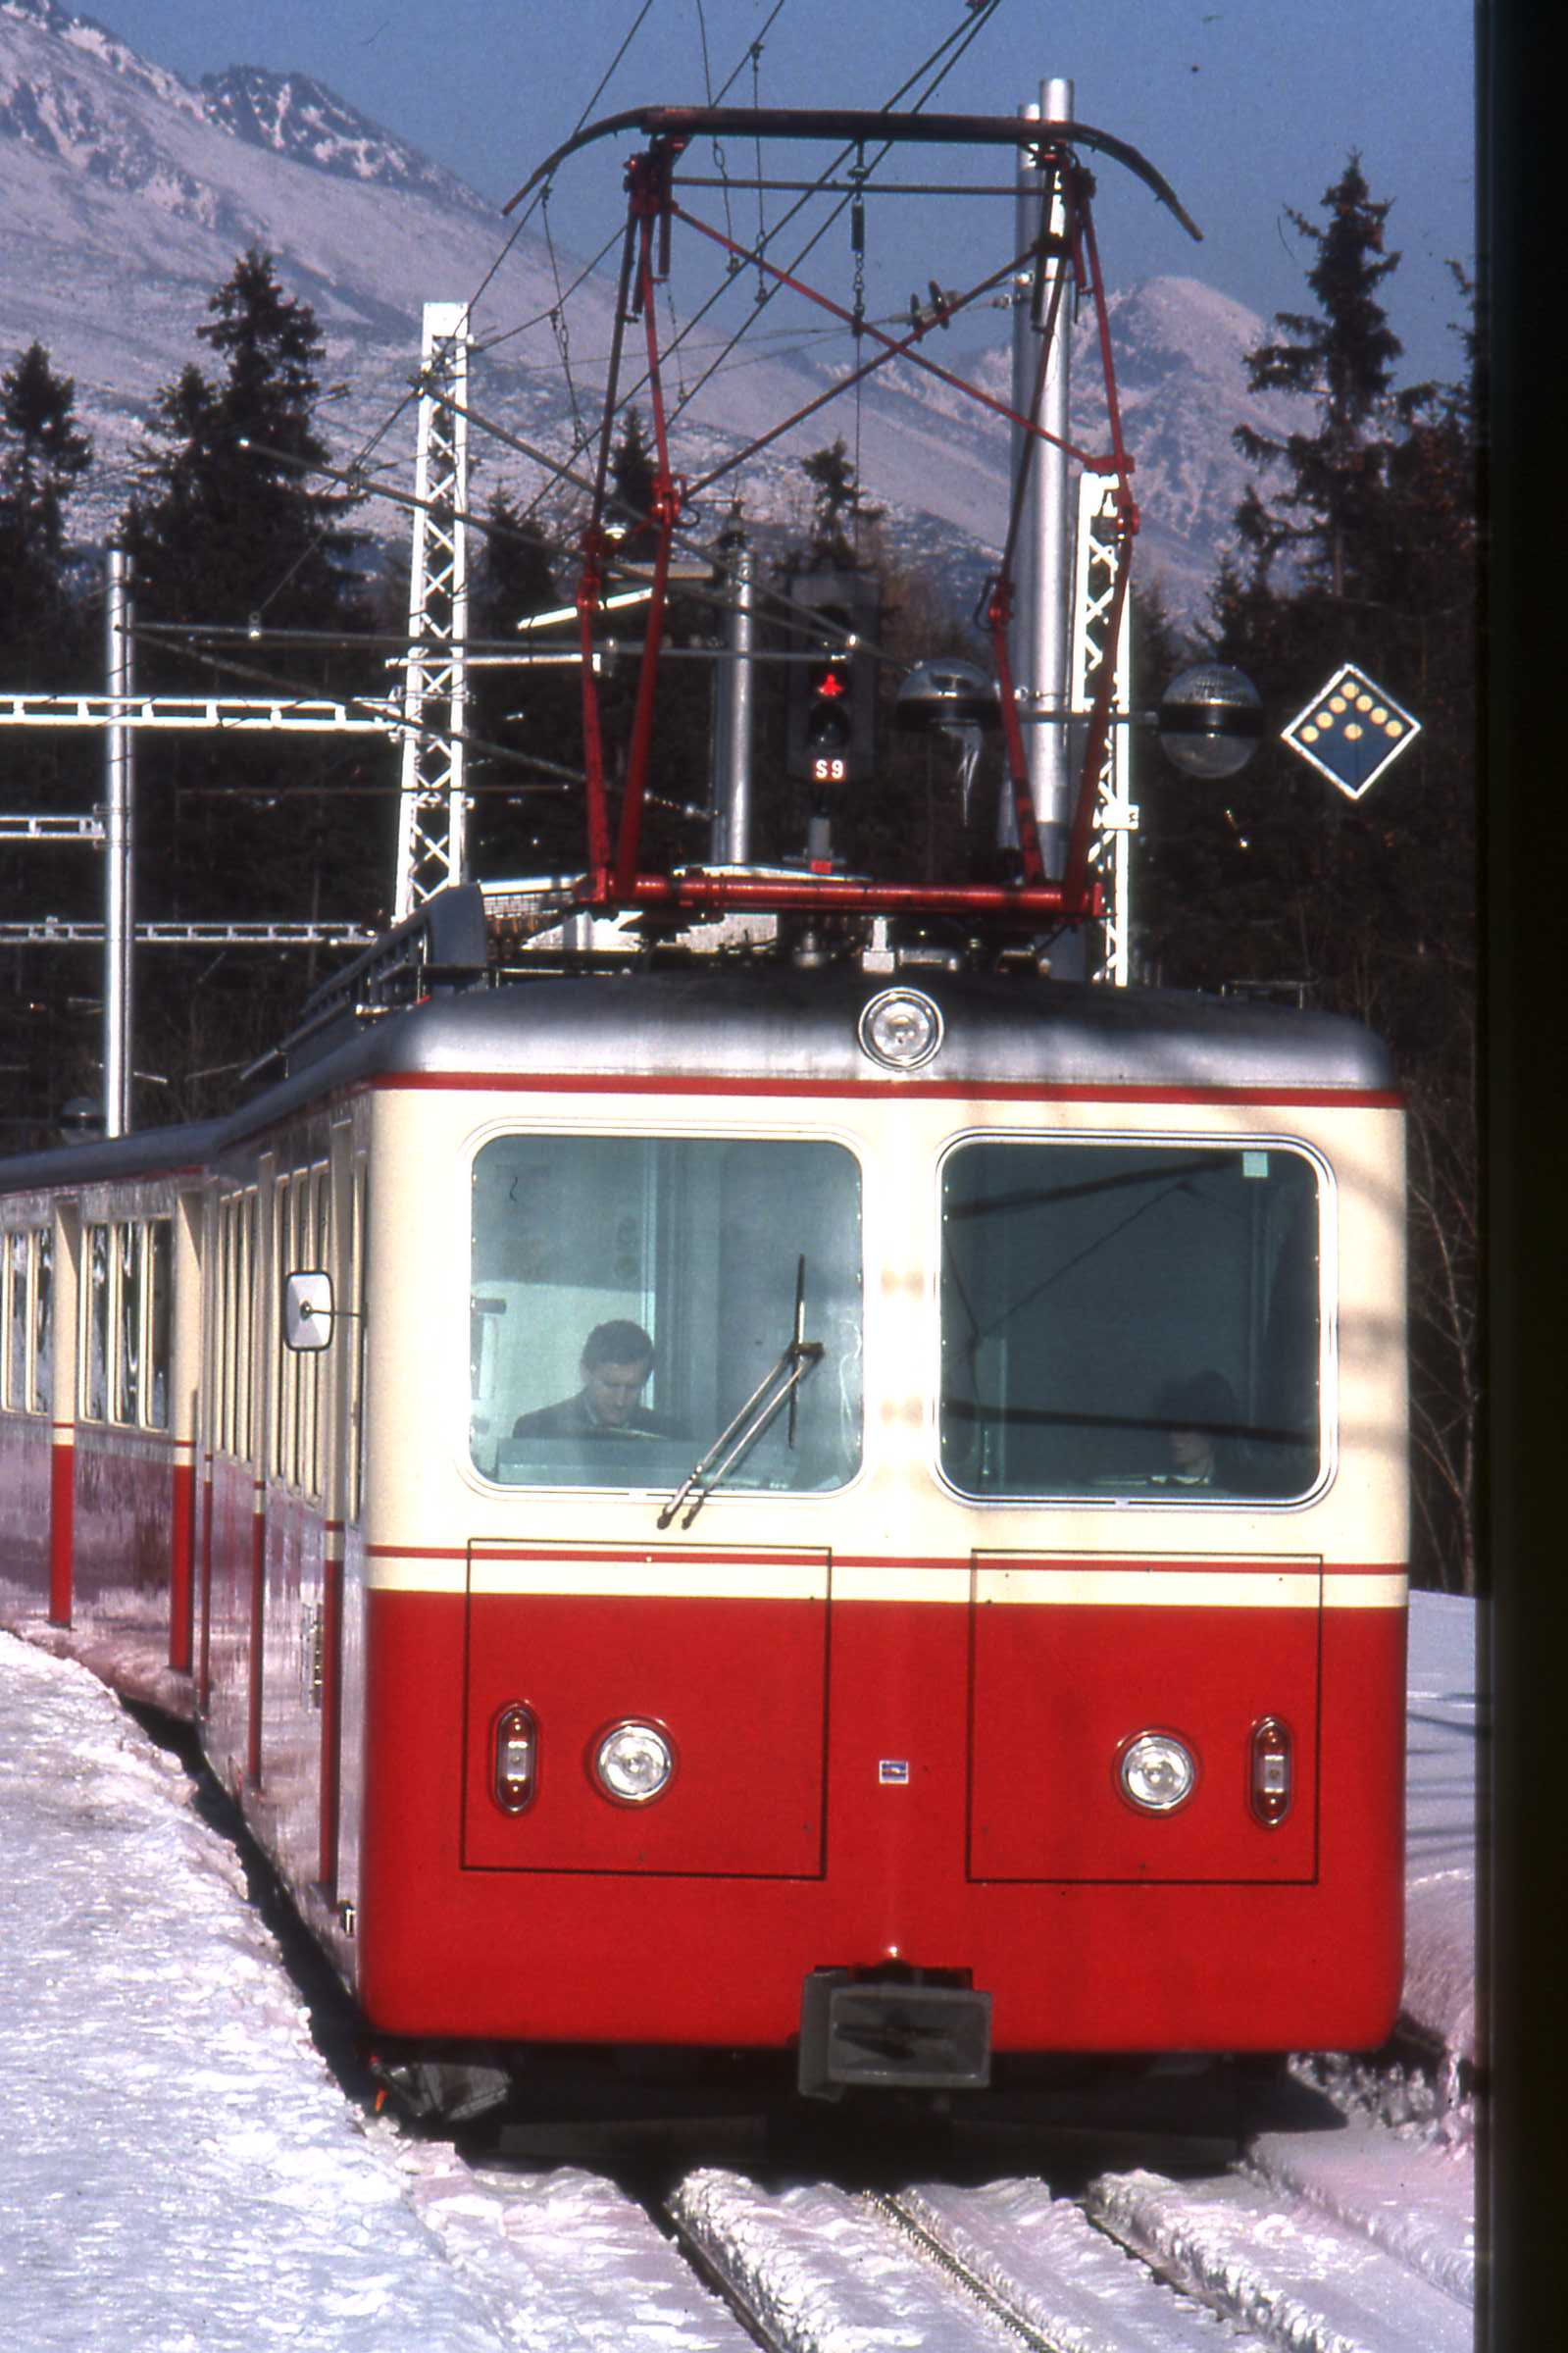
[
  {"x1": 1138, "y1": 163, "x2": 1478, "y2": 1590},
  {"x1": 117, "y1": 252, "x2": 377, "y2": 1099},
  {"x1": 125, "y1": 248, "x2": 364, "y2": 646},
  {"x1": 799, "y1": 435, "x2": 883, "y2": 567},
  {"x1": 0, "y1": 341, "x2": 93, "y2": 664},
  {"x1": 1231, "y1": 154, "x2": 1410, "y2": 600},
  {"x1": 608, "y1": 406, "x2": 657, "y2": 552},
  {"x1": 0, "y1": 342, "x2": 93, "y2": 571},
  {"x1": 0, "y1": 343, "x2": 99, "y2": 1131}
]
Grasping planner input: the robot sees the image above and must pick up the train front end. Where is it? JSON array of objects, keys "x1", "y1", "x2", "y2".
[{"x1": 342, "y1": 965, "x2": 1406, "y2": 2099}]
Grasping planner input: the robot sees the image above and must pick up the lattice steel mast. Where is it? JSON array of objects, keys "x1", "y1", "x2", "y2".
[
  {"x1": 392, "y1": 303, "x2": 472, "y2": 919},
  {"x1": 1073, "y1": 473, "x2": 1135, "y2": 987}
]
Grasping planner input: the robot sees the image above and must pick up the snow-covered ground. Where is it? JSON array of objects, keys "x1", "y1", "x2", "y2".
[
  {"x1": 0, "y1": 1596, "x2": 1478, "y2": 2350},
  {"x1": 1398, "y1": 1594, "x2": 1480, "y2": 2067}
]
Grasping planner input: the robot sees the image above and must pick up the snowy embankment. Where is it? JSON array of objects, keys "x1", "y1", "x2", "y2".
[
  {"x1": 0, "y1": 1596, "x2": 1478, "y2": 2349},
  {"x1": 0, "y1": 1634, "x2": 743, "y2": 2353},
  {"x1": 1398, "y1": 1593, "x2": 1481, "y2": 2068}
]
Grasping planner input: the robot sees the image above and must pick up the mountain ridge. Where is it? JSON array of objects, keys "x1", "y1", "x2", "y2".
[{"x1": 0, "y1": 2, "x2": 1315, "y2": 630}]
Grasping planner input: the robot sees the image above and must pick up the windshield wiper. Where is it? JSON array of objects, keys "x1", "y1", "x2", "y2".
[{"x1": 658, "y1": 1256, "x2": 823, "y2": 1531}]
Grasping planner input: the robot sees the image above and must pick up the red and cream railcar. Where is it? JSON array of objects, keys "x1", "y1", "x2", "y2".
[{"x1": 0, "y1": 898, "x2": 1407, "y2": 2102}]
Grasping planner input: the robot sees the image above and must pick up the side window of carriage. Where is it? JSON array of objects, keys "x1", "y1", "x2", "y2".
[
  {"x1": 346, "y1": 1162, "x2": 368, "y2": 1525},
  {"x1": 144, "y1": 1219, "x2": 171, "y2": 1431},
  {"x1": 30, "y1": 1222, "x2": 53, "y2": 1415},
  {"x1": 81, "y1": 1221, "x2": 111, "y2": 1423},
  {"x1": 2, "y1": 1227, "x2": 25, "y2": 1410},
  {"x1": 214, "y1": 1188, "x2": 257, "y2": 1464},
  {"x1": 114, "y1": 1220, "x2": 142, "y2": 1426},
  {"x1": 938, "y1": 1136, "x2": 1325, "y2": 1503},
  {"x1": 301, "y1": 1163, "x2": 330, "y2": 1500}
]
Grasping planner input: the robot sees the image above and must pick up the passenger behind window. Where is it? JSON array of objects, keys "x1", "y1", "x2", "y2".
[
  {"x1": 1149, "y1": 1369, "x2": 1242, "y2": 1492},
  {"x1": 512, "y1": 1319, "x2": 685, "y2": 1443}
]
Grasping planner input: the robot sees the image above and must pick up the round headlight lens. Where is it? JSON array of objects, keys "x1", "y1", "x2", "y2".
[
  {"x1": 858, "y1": 987, "x2": 943, "y2": 1071},
  {"x1": 593, "y1": 1720, "x2": 675, "y2": 1805},
  {"x1": 1118, "y1": 1731, "x2": 1197, "y2": 1814}
]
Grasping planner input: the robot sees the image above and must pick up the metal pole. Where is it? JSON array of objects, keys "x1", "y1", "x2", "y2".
[
  {"x1": 393, "y1": 302, "x2": 471, "y2": 918},
  {"x1": 711, "y1": 536, "x2": 756, "y2": 864},
  {"x1": 1008, "y1": 77, "x2": 1076, "y2": 881},
  {"x1": 103, "y1": 545, "x2": 133, "y2": 1137}
]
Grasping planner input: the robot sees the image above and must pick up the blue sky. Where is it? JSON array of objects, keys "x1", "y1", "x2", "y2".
[{"x1": 78, "y1": 1, "x2": 1477, "y2": 385}]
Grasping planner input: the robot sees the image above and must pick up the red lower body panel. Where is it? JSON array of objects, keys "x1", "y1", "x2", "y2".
[{"x1": 354, "y1": 1580, "x2": 1405, "y2": 2057}]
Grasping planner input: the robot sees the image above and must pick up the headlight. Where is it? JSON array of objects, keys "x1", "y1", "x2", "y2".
[
  {"x1": 592, "y1": 1719, "x2": 676, "y2": 1805},
  {"x1": 858, "y1": 987, "x2": 943, "y2": 1071},
  {"x1": 1118, "y1": 1730, "x2": 1197, "y2": 1814}
]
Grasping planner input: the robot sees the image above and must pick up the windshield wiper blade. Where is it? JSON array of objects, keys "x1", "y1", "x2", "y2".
[{"x1": 658, "y1": 1256, "x2": 822, "y2": 1531}]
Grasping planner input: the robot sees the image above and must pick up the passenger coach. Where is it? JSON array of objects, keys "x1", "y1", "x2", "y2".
[{"x1": 0, "y1": 887, "x2": 1407, "y2": 2110}]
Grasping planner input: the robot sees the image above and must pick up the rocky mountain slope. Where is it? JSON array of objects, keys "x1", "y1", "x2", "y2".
[{"x1": 1, "y1": 0, "x2": 1315, "y2": 630}]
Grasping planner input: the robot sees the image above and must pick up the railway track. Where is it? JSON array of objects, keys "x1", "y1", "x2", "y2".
[
  {"x1": 382, "y1": 2100, "x2": 1474, "y2": 2353},
  {"x1": 142, "y1": 1684, "x2": 1477, "y2": 2352}
]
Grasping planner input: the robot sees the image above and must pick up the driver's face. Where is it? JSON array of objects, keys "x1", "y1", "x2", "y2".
[{"x1": 582, "y1": 1357, "x2": 652, "y2": 1426}]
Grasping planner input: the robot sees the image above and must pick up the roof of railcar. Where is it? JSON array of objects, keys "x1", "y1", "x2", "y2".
[
  {"x1": 364, "y1": 966, "x2": 1396, "y2": 1092},
  {"x1": 0, "y1": 967, "x2": 1394, "y2": 1199}
]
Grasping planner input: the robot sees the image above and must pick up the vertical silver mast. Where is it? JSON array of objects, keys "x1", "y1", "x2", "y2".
[
  {"x1": 1008, "y1": 77, "x2": 1075, "y2": 880},
  {"x1": 710, "y1": 533, "x2": 756, "y2": 865},
  {"x1": 103, "y1": 544, "x2": 133, "y2": 1138}
]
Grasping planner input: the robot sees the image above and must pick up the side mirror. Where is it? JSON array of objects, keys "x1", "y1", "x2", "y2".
[{"x1": 283, "y1": 1269, "x2": 334, "y2": 1353}]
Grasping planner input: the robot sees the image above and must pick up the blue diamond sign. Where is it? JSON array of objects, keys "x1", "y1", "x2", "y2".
[{"x1": 1281, "y1": 663, "x2": 1421, "y2": 799}]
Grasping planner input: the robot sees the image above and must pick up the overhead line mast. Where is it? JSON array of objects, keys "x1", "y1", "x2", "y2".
[{"x1": 393, "y1": 304, "x2": 473, "y2": 920}]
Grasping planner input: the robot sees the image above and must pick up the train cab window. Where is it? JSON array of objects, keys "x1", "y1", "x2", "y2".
[
  {"x1": 471, "y1": 1134, "x2": 863, "y2": 1493},
  {"x1": 939, "y1": 1138, "x2": 1324, "y2": 1503}
]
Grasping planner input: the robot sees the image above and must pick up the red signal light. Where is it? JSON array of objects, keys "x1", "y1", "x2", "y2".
[{"x1": 815, "y1": 669, "x2": 847, "y2": 698}]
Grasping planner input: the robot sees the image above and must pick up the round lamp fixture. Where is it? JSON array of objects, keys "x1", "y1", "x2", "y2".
[
  {"x1": 592, "y1": 1719, "x2": 676, "y2": 1805},
  {"x1": 1158, "y1": 663, "x2": 1263, "y2": 780},
  {"x1": 1117, "y1": 1729, "x2": 1198, "y2": 1815},
  {"x1": 894, "y1": 657, "x2": 998, "y2": 735},
  {"x1": 858, "y1": 987, "x2": 944, "y2": 1071}
]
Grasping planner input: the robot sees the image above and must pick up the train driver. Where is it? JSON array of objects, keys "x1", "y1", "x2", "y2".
[
  {"x1": 1149, "y1": 1369, "x2": 1239, "y2": 1489},
  {"x1": 512, "y1": 1319, "x2": 681, "y2": 1442}
]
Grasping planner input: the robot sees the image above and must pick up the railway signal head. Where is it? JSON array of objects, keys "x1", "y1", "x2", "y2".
[
  {"x1": 784, "y1": 567, "x2": 881, "y2": 791},
  {"x1": 803, "y1": 657, "x2": 852, "y2": 788}
]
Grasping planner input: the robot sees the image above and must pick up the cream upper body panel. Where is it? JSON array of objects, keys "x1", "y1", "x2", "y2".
[{"x1": 362, "y1": 1076, "x2": 1406, "y2": 1605}]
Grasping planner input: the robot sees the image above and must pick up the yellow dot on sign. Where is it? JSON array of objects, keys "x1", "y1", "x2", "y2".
[
  {"x1": 1300, "y1": 725, "x2": 1319, "y2": 742},
  {"x1": 1372, "y1": 706, "x2": 1389, "y2": 724},
  {"x1": 1355, "y1": 694, "x2": 1373, "y2": 712},
  {"x1": 1329, "y1": 695, "x2": 1345, "y2": 713},
  {"x1": 1387, "y1": 720, "x2": 1404, "y2": 737},
  {"x1": 1344, "y1": 722, "x2": 1363, "y2": 741},
  {"x1": 1316, "y1": 710, "x2": 1334, "y2": 729}
]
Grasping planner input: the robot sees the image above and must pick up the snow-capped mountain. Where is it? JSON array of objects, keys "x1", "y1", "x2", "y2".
[
  {"x1": 0, "y1": 1, "x2": 1310, "y2": 629},
  {"x1": 196, "y1": 65, "x2": 487, "y2": 216}
]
